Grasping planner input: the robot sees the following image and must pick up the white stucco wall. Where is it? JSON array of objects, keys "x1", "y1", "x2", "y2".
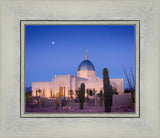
[
  {"x1": 32, "y1": 82, "x2": 52, "y2": 97},
  {"x1": 110, "y1": 78, "x2": 124, "y2": 95},
  {"x1": 32, "y1": 74, "x2": 124, "y2": 98}
]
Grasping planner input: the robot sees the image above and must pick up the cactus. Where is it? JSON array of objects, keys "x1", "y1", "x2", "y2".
[
  {"x1": 103, "y1": 68, "x2": 113, "y2": 112},
  {"x1": 79, "y1": 83, "x2": 85, "y2": 109}
]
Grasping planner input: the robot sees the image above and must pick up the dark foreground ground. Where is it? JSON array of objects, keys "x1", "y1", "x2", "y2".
[{"x1": 26, "y1": 102, "x2": 135, "y2": 113}]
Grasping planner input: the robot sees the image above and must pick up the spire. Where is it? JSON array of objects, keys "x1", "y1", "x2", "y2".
[{"x1": 85, "y1": 49, "x2": 88, "y2": 60}]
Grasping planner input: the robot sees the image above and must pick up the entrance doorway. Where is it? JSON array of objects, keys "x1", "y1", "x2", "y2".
[
  {"x1": 36, "y1": 90, "x2": 38, "y2": 96},
  {"x1": 60, "y1": 87, "x2": 65, "y2": 97},
  {"x1": 43, "y1": 90, "x2": 46, "y2": 96}
]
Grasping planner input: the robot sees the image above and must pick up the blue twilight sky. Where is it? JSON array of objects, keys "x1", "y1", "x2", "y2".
[{"x1": 25, "y1": 25, "x2": 135, "y2": 89}]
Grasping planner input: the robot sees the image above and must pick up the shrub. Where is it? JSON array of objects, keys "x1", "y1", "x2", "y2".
[
  {"x1": 97, "y1": 90, "x2": 104, "y2": 106},
  {"x1": 112, "y1": 88, "x2": 118, "y2": 95},
  {"x1": 75, "y1": 88, "x2": 81, "y2": 100},
  {"x1": 54, "y1": 93, "x2": 60, "y2": 110},
  {"x1": 128, "y1": 99, "x2": 134, "y2": 109},
  {"x1": 74, "y1": 98, "x2": 79, "y2": 103},
  {"x1": 26, "y1": 96, "x2": 33, "y2": 107},
  {"x1": 124, "y1": 89, "x2": 130, "y2": 93},
  {"x1": 68, "y1": 89, "x2": 74, "y2": 99},
  {"x1": 39, "y1": 98, "x2": 46, "y2": 108}
]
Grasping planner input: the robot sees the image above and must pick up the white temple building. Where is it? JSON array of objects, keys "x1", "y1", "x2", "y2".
[{"x1": 32, "y1": 51, "x2": 124, "y2": 98}]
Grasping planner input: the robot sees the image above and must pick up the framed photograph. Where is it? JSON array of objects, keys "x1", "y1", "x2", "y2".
[
  {"x1": 21, "y1": 20, "x2": 140, "y2": 118},
  {"x1": 0, "y1": 0, "x2": 160, "y2": 138}
]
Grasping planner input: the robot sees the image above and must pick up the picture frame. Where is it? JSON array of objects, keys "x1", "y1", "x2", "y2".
[
  {"x1": 0, "y1": 0, "x2": 160, "y2": 137},
  {"x1": 21, "y1": 20, "x2": 140, "y2": 118}
]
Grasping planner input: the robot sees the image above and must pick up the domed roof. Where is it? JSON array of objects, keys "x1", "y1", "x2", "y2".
[{"x1": 78, "y1": 60, "x2": 95, "y2": 71}]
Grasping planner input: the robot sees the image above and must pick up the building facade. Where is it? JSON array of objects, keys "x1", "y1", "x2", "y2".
[{"x1": 32, "y1": 51, "x2": 124, "y2": 98}]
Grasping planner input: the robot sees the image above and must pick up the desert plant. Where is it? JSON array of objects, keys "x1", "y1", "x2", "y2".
[
  {"x1": 92, "y1": 89, "x2": 96, "y2": 106},
  {"x1": 26, "y1": 96, "x2": 33, "y2": 107},
  {"x1": 97, "y1": 90, "x2": 104, "y2": 106},
  {"x1": 75, "y1": 87, "x2": 81, "y2": 100},
  {"x1": 128, "y1": 99, "x2": 134, "y2": 109},
  {"x1": 25, "y1": 90, "x2": 32, "y2": 97},
  {"x1": 37, "y1": 89, "x2": 41, "y2": 103},
  {"x1": 39, "y1": 98, "x2": 46, "y2": 108},
  {"x1": 86, "y1": 97, "x2": 91, "y2": 106},
  {"x1": 122, "y1": 65, "x2": 135, "y2": 103},
  {"x1": 103, "y1": 68, "x2": 113, "y2": 112},
  {"x1": 92, "y1": 89, "x2": 96, "y2": 96},
  {"x1": 112, "y1": 87, "x2": 118, "y2": 95},
  {"x1": 86, "y1": 89, "x2": 90, "y2": 105},
  {"x1": 124, "y1": 89, "x2": 130, "y2": 93},
  {"x1": 79, "y1": 83, "x2": 85, "y2": 109},
  {"x1": 54, "y1": 93, "x2": 60, "y2": 110},
  {"x1": 86, "y1": 89, "x2": 90, "y2": 97},
  {"x1": 37, "y1": 89, "x2": 41, "y2": 96},
  {"x1": 68, "y1": 89, "x2": 74, "y2": 100},
  {"x1": 86, "y1": 89, "x2": 96, "y2": 105},
  {"x1": 74, "y1": 98, "x2": 79, "y2": 103},
  {"x1": 89, "y1": 89, "x2": 93, "y2": 96},
  {"x1": 55, "y1": 99, "x2": 60, "y2": 110}
]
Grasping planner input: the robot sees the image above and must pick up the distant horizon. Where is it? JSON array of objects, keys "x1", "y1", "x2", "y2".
[{"x1": 25, "y1": 25, "x2": 135, "y2": 90}]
